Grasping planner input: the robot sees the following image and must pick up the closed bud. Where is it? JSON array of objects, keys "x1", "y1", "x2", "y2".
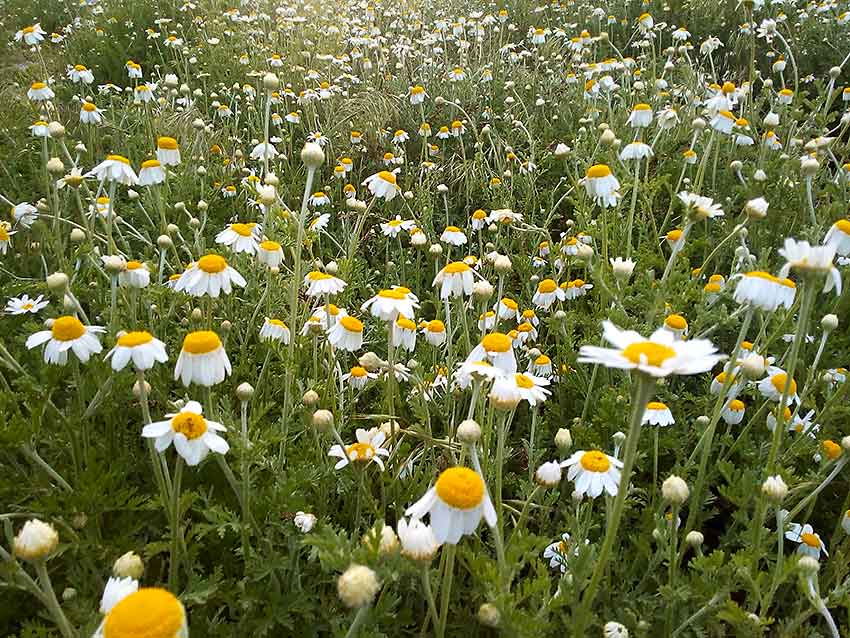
[
  {"x1": 46, "y1": 272, "x2": 69, "y2": 293},
  {"x1": 478, "y1": 603, "x2": 501, "y2": 628},
  {"x1": 535, "y1": 461, "x2": 562, "y2": 487},
  {"x1": 337, "y1": 564, "x2": 380, "y2": 608},
  {"x1": 798, "y1": 555, "x2": 820, "y2": 576},
  {"x1": 685, "y1": 530, "x2": 704, "y2": 547},
  {"x1": 47, "y1": 157, "x2": 65, "y2": 174},
  {"x1": 132, "y1": 379, "x2": 151, "y2": 398},
  {"x1": 457, "y1": 419, "x2": 482, "y2": 443},
  {"x1": 302, "y1": 390, "x2": 320, "y2": 406},
  {"x1": 263, "y1": 72, "x2": 279, "y2": 91},
  {"x1": 113, "y1": 551, "x2": 144, "y2": 579},
  {"x1": 70, "y1": 228, "x2": 86, "y2": 244},
  {"x1": 555, "y1": 428, "x2": 572, "y2": 451},
  {"x1": 473, "y1": 280, "x2": 494, "y2": 299},
  {"x1": 600, "y1": 129, "x2": 616, "y2": 146},
  {"x1": 821, "y1": 314, "x2": 838, "y2": 333},
  {"x1": 157, "y1": 234, "x2": 173, "y2": 249},
  {"x1": 762, "y1": 474, "x2": 788, "y2": 502},
  {"x1": 48, "y1": 121, "x2": 65, "y2": 138},
  {"x1": 661, "y1": 475, "x2": 689, "y2": 504},
  {"x1": 236, "y1": 382, "x2": 254, "y2": 401},
  {"x1": 312, "y1": 409, "x2": 334, "y2": 431},
  {"x1": 301, "y1": 142, "x2": 325, "y2": 168},
  {"x1": 14, "y1": 519, "x2": 59, "y2": 562}
]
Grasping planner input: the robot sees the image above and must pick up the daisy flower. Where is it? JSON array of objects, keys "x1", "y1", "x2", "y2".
[
  {"x1": 583, "y1": 164, "x2": 621, "y2": 208},
  {"x1": 26, "y1": 316, "x2": 105, "y2": 365},
  {"x1": 422, "y1": 320, "x2": 447, "y2": 346},
  {"x1": 824, "y1": 219, "x2": 850, "y2": 256},
  {"x1": 733, "y1": 271, "x2": 795, "y2": 311},
  {"x1": 304, "y1": 271, "x2": 347, "y2": 297},
  {"x1": 778, "y1": 238, "x2": 842, "y2": 295},
  {"x1": 392, "y1": 315, "x2": 417, "y2": 351},
  {"x1": 490, "y1": 372, "x2": 551, "y2": 406},
  {"x1": 174, "y1": 331, "x2": 231, "y2": 387},
  {"x1": 465, "y1": 332, "x2": 517, "y2": 373},
  {"x1": 397, "y1": 517, "x2": 439, "y2": 562},
  {"x1": 174, "y1": 255, "x2": 246, "y2": 297},
  {"x1": 328, "y1": 315, "x2": 364, "y2": 351},
  {"x1": 11, "y1": 203, "x2": 38, "y2": 228},
  {"x1": 363, "y1": 170, "x2": 401, "y2": 200},
  {"x1": 87, "y1": 154, "x2": 139, "y2": 185},
  {"x1": 118, "y1": 261, "x2": 151, "y2": 289},
  {"x1": 156, "y1": 137, "x2": 181, "y2": 165},
  {"x1": 93, "y1": 588, "x2": 187, "y2": 638},
  {"x1": 758, "y1": 367, "x2": 799, "y2": 405},
  {"x1": 138, "y1": 160, "x2": 165, "y2": 186},
  {"x1": 257, "y1": 240, "x2": 284, "y2": 268},
  {"x1": 342, "y1": 365, "x2": 377, "y2": 389},
  {"x1": 543, "y1": 533, "x2": 584, "y2": 573},
  {"x1": 405, "y1": 466, "x2": 497, "y2": 545},
  {"x1": 785, "y1": 521, "x2": 828, "y2": 559},
  {"x1": 496, "y1": 297, "x2": 520, "y2": 321},
  {"x1": 643, "y1": 401, "x2": 675, "y2": 426},
  {"x1": 215, "y1": 223, "x2": 261, "y2": 255},
  {"x1": 142, "y1": 401, "x2": 228, "y2": 466},
  {"x1": 380, "y1": 215, "x2": 415, "y2": 237},
  {"x1": 259, "y1": 318, "x2": 291, "y2": 344},
  {"x1": 433, "y1": 262, "x2": 475, "y2": 299},
  {"x1": 5, "y1": 294, "x2": 48, "y2": 315},
  {"x1": 106, "y1": 331, "x2": 168, "y2": 371},
  {"x1": 328, "y1": 428, "x2": 390, "y2": 471},
  {"x1": 577, "y1": 321, "x2": 725, "y2": 377},
  {"x1": 532, "y1": 279, "x2": 565, "y2": 310},
  {"x1": 561, "y1": 450, "x2": 623, "y2": 498},
  {"x1": 440, "y1": 226, "x2": 467, "y2": 246},
  {"x1": 362, "y1": 288, "x2": 419, "y2": 321},
  {"x1": 721, "y1": 399, "x2": 746, "y2": 425}
]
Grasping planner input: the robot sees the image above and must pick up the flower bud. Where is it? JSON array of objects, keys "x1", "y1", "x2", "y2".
[
  {"x1": 457, "y1": 419, "x2": 482, "y2": 443},
  {"x1": 478, "y1": 603, "x2": 501, "y2": 628},
  {"x1": 685, "y1": 530, "x2": 704, "y2": 547},
  {"x1": 47, "y1": 157, "x2": 65, "y2": 174},
  {"x1": 157, "y1": 234, "x2": 173, "y2": 249},
  {"x1": 113, "y1": 551, "x2": 144, "y2": 579},
  {"x1": 798, "y1": 555, "x2": 820, "y2": 576},
  {"x1": 472, "y1": 280, "x2": 494, "y2": 299},
  {"x1": 661, "y1": 475, "x2": 689, "y2": 505},
  {"x1": 535, "y1": 461, "x2": 562, "y2": 487},
  {"x1": 600, "y1": 129, "x2": 616, "y2": 146},
  {"x1": 70, "y1": 228, "x2": 86, "y2": 244},
  {"x1": 46, "y1": 272, "x2": 69, "y2": 293},
  {"x1": 362, "y1": 524, "x2": 399, "y2": 555},
  {"x1": 821, "y1": 314, "x2": 838, "y2": 333},
  {"x1": 302, "y1": 390, "x2": 319, "y2": 406},
  {"x1": 48, "y1": 121, "x2": 65, "y2": 138},
  {"x1": 359, "y1": 351, "x2": 385, "y2": 371},
  {"x1": 312, "y1": 409, "x2": 334, "y2": 431},
  {"x1": 132, "y1": 379, "x2": 151, "y2": 398},
  {"x1": 263, "y1": 72, "x2": 279, "y2": 91},
  {"x1": 494, "y1": 255, "x2": 512, "y2": 272},
  {"x1": 761, "y1": 474, "x2": 788, "y2": 502},
  {"x1": 294, "y1": 511, "x2": 316, "y2": 533},
  {"x1": 603, "y1": 621, "x2": 629, "y2": 638},
  {"x1": 236, "y1": 382, "x2": 254, "y2": 401},
  {"x1": 555, "y1": 428, "x2": 572, "y2": 452},
  {"x1": 14, "y1": 519, "x2": 59, "y2": 561},
  {"x1": 301, "y1": 142, "x2": 325, "y2": 168},
  {"x1": 337, "y1": 564, "x2": 380, "y2": 608}
]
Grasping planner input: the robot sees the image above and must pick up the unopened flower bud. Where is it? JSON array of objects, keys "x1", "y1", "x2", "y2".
[
  {"x1": 662, "y1": 475, "x2": 689, "y2": 505},
  {"x1": 46, "y1": 157, "x2": 65, "y2": 174},
  {"x1": 337, "y1": 564, "x2": 380, "y2": 608},
  {"x1": 236, "y1": 382, "x2": 254, "y2": 401},
  {"x1": 821, "y1": 314, "x2": 838, "y2": 333},
  {"x1": 555, "y1": 428, "x2": 572, "y2": 451},
  {"x1": 473, "y1": 280, "x2": 494, "y2": 299},
  {"x1": 70, "y1": 228, "x2": 86, "y2": 243},
  {"x1": 685, "y1": 530, "x2": 704, "y2": 547},
  {"x1": 302, "y1": 390, "x2": 320, "y2": 406},
  {"x1": 301, "y1": 142, "x2": 325, "y2": 168},
  {"x1": 14, "y1": 519, "x2": 59, "y2": 562},
  {"x1": 457, "y1": 419, "x2": 481, "y2": 443},
  {"x1": 113, "y1": 551, "x2": 144, "y2": 579},
  {"x1": 762, "y1": 475, "x2": 788, "y2": 502},
  {"x1": 798, "y1": 555, "x2": 820, "y2": 576},
  {"x1": 535, "y1": 461, "x2": 562, "y2": 487},
  {"x1": 263, "y1": 72, "x2": 279, "y2": 91},
  {"x1": 478, "y1": 603, "x2": 501, "y2": 628},
  {"x1": 46, "y1": 272, "x2": 69, "y2": 293},
  {"x1": 312, "y1": 409, "x2": 334, "y2": 431}
]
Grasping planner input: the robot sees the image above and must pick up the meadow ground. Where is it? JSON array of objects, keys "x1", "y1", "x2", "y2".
[{"x1": 2, "y1": 0, "x2": 850, "y2": 635}]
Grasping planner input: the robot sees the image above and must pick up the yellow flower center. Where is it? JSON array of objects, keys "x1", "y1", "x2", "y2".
[
  {"x1": 126, "y1": 260, "x2": 143, "y2": 270},
  {"x1": 586, "y1": 164, "x2": 612, "y2": 178},
  {"x1": 515, "y1": 374, "x2": 535, "y2": 389},
  {"x1": 501, "y1": 297, "x2": 518, "y2": 310},
  {"x1": 182, "y1": 331, "x2": 221, "y2": 354},
  {"x1": 770, "y1": 373, "x2": 797, "y2": 395},
  {"x1": 260, "y1": 240, "x2": 280, "y2": 251},
  {"x1": 538, "y1": 279, "x2": 557, "y2": 293},
  {"x1": 647, "y1": 401, "x2": 668, "y2": 410},
  {"x1": 198, "y1": 254, "x2": 227, "y2": 273},
  {"x1": 634, "y1": 103, "x2": 651, "y2": 111},
  {"x1": 665, "y1": 314, "x2": 687, "y2": 330},
  {"x1": 23, "y1": 26, "x2": 35, "y2": 33},
  {"x1": 31, "y1": 82, "x2": 47, "y2": 90},
  {"x1": 427, "y1": 320, "x2": 445, "y2": 333},
  {"x1": 378, "y1": 170, "x2": 397, "y2": 185},
  {"x1": 103, "y1": 588, "x2": 184, "y2": 638},
  {"x1": 51, "y1": 316, "x2": 85, "y2": 341},
  {"x1": 622, "y1": 342, "x2": 676, "y2": 367},
  {"x1": 106, "y1": 154, "x2": 131, "y2": 165},
  {"x1": 435, "y1": 467, "x2": 485, "y2": 510},
  {"x1": 268, "y1": 319, "x2": 287, "y2": 328},
  {"x1": 346, "y1": 442, "x2": 375, "y2": 462},
  {"x1": 800, "y1": 532, "x2": 820, "y2": 548},
  {"x1": 118, "y1": 331, "x2": 153, "y2": 347},
  {"x1": 82, "y1": 102, "x2": 97, "y2": 112},
  {"x1": 481, "y1": 333, "x2": 512, "y2": 353},
  {"x1": 579, "y1": 450, "x2": 611, "y2": 472},
  {"x1": 340, "y1": 315, "x2": 364, "y2": 332},
  {"x1": 832, "y1": 219, "x2": 850, "y2": 234},
  {"x1": 823, "y1": 440, "x2": 842, "y2": 460},
  {"x1": 396, "y1": 315, "x2": 416, "y2": 331},
  {"x1": 444, "y1": 261, "x2": 470, "y2": 274},
  {"x1": 0, "y1": 227, "x2": 8, "y2": 241},
  {"x1": 535, "y1": 355, "x2": 550, "y2": 365},
  {"x1": 729, "y1": 399, "x2": 745, "y2": 411},
  {"x1": 378, "y1": 288, "x2": 407, "y2": 300},
  {"x1": 141, "y1": 159, "x2": 160, "y2": 169},
  {"x1": 171, "y1": 412, "x2": 208, "y2": 439},
  {"x1": 350, "y1": 366, "x2": 368, "y2": 378},
  {"x1": 230, "y1": 223, "x2": 255, "y2": 237}
]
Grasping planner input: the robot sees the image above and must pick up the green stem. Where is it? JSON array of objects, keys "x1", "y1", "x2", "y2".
[{"x1": 34, "y1": 561, "x2": 76, "y2": 638}]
